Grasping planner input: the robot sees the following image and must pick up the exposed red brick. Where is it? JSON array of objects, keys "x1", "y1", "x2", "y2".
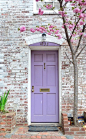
[
  {"x1": 1, "y1": 115, "x2": 6, "y2": 118},
  {"x1": 0, "y1": 132, "x2": 6, "y2": 136},
  {"x1": 0, "y1": 112, "x2": 16, "y2": 133},
  {"x1": 70, "y1": 127, "x2": 79, "y2": 131},
  {"x1": 0, "y1": 122, "x2": 6, "y2": 125},
  {"x1": 63, "y1": 121, "x2": 68, "y2": 125},
  {"x1": 65, "y1": 131, "x2": 74, "y2": 135},
  {"x1": 76, "y1": 131, "x2": 85, "y2": 134},
  {"x1": 80, "y1": 127, "x2": 85, "y2": 131},
  {"x1": 64, "y1": 127, "x2": 69, "y2": 131},
  {"x1": 0, "y1": 128, "x2": 5, "y2": 132}
]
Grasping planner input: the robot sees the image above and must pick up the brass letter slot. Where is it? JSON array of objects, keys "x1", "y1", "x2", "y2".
[{"x1": 40, "y1": 88, "x2": 50, "y2": 92}]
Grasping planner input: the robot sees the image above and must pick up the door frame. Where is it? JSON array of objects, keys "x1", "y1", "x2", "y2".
[{"x1": 27, "y1": 45, "x2": 61, "y2": 125}]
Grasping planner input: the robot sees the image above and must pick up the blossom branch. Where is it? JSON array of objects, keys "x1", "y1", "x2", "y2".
[
  {"x1": 70, "y1": 18, "x2": 80, "y2": 40},
  {"x1": 74, "y1": 24, "x2": 86, "y2": 54},
  {"x1": 70, "y1": 9, "x2": 86, "y2": 40},
  {"x1": 62, "y1": 16, "x2": 74, "y2": 54}
]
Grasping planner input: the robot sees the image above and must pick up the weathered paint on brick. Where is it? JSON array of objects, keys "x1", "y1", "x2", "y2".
[{"x1": 0, "y1": 0, "x2": 86, "y2": 125}]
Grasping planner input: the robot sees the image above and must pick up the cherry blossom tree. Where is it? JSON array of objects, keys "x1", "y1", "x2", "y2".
[{"x1": 19, "y1": 0, "x2": 86, "y2": 125}]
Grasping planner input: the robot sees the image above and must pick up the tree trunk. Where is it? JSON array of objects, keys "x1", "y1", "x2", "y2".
[{"x1": 73, "y1": 58, "x2": 78, "y2": 126}]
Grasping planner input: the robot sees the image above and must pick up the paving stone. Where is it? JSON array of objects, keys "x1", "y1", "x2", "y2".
[
  {"x1": 66, "y1": 135, "x2": 74, "y2": 139},
  {"x1": 5, "y1": 133, "x2": 12, "y2": 138}
]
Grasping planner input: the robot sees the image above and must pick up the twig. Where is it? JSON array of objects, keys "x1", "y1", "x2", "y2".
[
  {"x1": 74, "y1": 24, "x2": 86, "y2": 54},
  {"x1": 65, "y1": 52, "x2": 74, "y2": 64},
  {"x1": 76, "y1": 45, "x2": 86, "y2": 58},
  {"x1": 63, "y1": 2, "x2": 68, "y2": 8}
]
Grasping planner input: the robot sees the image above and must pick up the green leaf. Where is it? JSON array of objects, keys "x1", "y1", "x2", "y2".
[
  {"x1": 43, "y1": 5, "x2": 46, "y2": 7},
  {"x1": 0, "y1": 90, "x2": 10, "y2": 111},
  {"x1": 72, "y1": 7, "x2": 74, "y2": 10},
  {"x1": 52, "y1": 7, "x2": 55, "y2": 10}
]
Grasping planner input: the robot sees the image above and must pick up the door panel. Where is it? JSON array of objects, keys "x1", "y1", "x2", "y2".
[
  {"x1": 46, "y1": 54, "x2": 56, "y2": 62},
  {"x1": 46, "y1": 65, "x2": 56, "y2": 86},
  {"x1": 46, "y1": 93, "x2": 56, "y2": 115},
  {"x1": 34, "y1": 65, "x2": 43, "y2": 86},
  {"x1": 31, "y1": 51, "x2": 59, "y2": 122},
  {"x1": 34, "y1": 93, "x2": 43, "y2": 115}
]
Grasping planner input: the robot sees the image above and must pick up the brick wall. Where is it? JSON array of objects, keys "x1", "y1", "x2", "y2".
[
  {"x1": 0, "y1": 0, "x2": 86, "y2": 124},
  {"x1": 0, "y1": 112, "x2": 16, "y2": 133}
]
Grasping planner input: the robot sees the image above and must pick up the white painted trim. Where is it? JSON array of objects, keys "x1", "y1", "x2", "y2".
[
  {"x1": 58, "y1": 47, "x2": 61, "y2": 124},
  {"x1": 25, "y1": 34, "x2": 64, "y2": 46},
  {"x1": 26, "y1": 35, "x2": 62, "y2": 125},
  {"x1": 27, "y1": 49, "x2": 31, "y2": 125}
]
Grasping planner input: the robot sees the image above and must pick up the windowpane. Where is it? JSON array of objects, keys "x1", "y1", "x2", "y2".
[
  {"x1": 36, "y1": 2, "x2": 44, "y2": 10},
  {"x1": 54, "y1": 2, "x2": 60, "y2": 10},
  {"x1": 36, "y1": 0, "x2": 59, "y2": 11}
]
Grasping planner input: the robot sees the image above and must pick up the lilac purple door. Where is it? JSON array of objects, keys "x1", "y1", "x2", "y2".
[{"x1": 31, "y1": 50, "x2": 59, "y2": 122}]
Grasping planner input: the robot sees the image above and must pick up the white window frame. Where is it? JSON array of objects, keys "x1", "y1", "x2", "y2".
[{"x1": 33, "y1": 0, "x2": 59, "y2": 14}]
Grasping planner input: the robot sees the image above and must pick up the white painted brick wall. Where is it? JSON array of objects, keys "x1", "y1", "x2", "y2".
[{"x1": 0, "y1": 0, "x2": 86, "y2": 124}]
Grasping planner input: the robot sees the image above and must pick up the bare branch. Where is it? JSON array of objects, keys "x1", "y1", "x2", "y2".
[
  {"x1": 63, "y1": 2, "x2": 68, "y2": 8},
  {"x1": 65, "y1": 52, "x2": 74, "y2": 64},
  {"x1": 62, "y1": 16, "x2": 74, "y2": 54},
  {"x1": 52, "y1": 9, "x2": 62, "y2": 16},
  {"x1": 76, "y1": 45, "x2": 86, "y2": 58},
  {"x1": 74, "y1": 24, "x2": 86, "y2": 54}
]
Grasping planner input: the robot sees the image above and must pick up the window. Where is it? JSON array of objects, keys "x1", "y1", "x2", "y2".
[{"x1": 33, "y1": 0, "x2": 60, "y2": 14}]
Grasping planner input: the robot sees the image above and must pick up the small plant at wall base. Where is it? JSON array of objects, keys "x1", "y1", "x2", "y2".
[{"x1": 0, "y1": 90, "x2": 10, "y2": 113}]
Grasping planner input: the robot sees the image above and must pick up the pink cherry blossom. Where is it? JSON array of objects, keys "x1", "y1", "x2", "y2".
[
  {"x1": 36, "y1": 27, "x2": 40, "y2": 31},
  {"x1": 48, "y1": 32, "x2": 51, "y2": 35},
  {"x1": 79, "y1": 13, "x2": 84, "y2": 18},
  {"x1": 55, "y1": 30, "x2": 59, "y2": 34},
  {"x1": 73, "y1": 8, "x2": 80, "y2": 13},
  {"x1": 49, "y1": 25, "x2": 54, "y2": 28},
  {"x1": 84, "y1": 34, "x2": 86, "y2": 37},
  {"x1": 71, "y1": 3, "x2": 75, "y2": 6},
  {"x1": 56, "y1": 34, "x2": 62, "y2": 39},
  {"x1": 65, "y1": 0, "x2": 72, "y2": 2},
  {"x1": 80, "y1": 21, "x2": 84, "y2": 25},
  {"x1": 46, "y1": 4, "x2": 52, "y2": 9},
  {"x1": 20, "y1": 26, "x2": 26, "y2": 32},
  {"x1": 30, "y1": 28, "x2": 36, "y2": 33},
  {"x1": 62, "y1": 25, "x2": 65, "y2": 28},
  {"x1": 64, "y1": 23, "x2": 68, "y2": 26},
  {"x1": 69, "y1": 25, "x2": 74, "y2": 30},
  {"x1": 79, "y1": 32, "x2": 83, "y2": 35},
  {"x1": 50, "y1": 29, "x2": 54, "y2": 32},
  {"x1": 59, "y1": 11, "x2": 67, "y2": 17},
  {"x1": 38, "y1": 8, "x2": 44, "y2": 15}
]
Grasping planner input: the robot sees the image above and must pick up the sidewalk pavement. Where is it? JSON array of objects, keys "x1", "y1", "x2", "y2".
[{"x1": 0, "y1": 126, "x2": 86, "y2": 139}]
